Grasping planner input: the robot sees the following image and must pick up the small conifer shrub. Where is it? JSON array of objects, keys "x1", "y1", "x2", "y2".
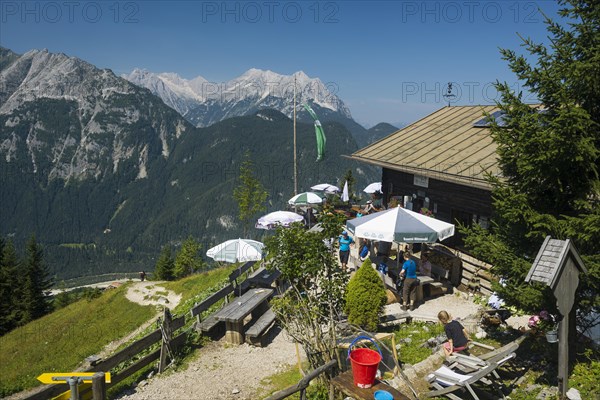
[{"x1": 345, "y1": 259, "x2": 387, "y2": 332}]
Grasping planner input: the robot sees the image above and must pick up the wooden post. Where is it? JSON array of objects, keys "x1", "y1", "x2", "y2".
[
  {"x1": 91, "y1": 372, "x2": 106, "y2": 400},
  {"x1": 391, "y1": 335, "x2": 400, "y2": 376},
  {"x1": 295, "y1": 341, "x2": 305, "y2": 376},
  {"x1": 554, "y1": 261, "x2": 579, "y2": 399},
  {"x1": 159, "y1": 308, "x2": 173, "y2": 373}
]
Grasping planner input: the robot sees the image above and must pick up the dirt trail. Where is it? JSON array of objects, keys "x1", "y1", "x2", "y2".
[
  {"x1": 124, "y1": 281, "x2": 182, "y2": 308},
  {"x1": 115, "y1": 329, "x2": 302, "y2": 400},
  {"x1": 95, "y1": 282, "x2": 182, "y2": 358}
]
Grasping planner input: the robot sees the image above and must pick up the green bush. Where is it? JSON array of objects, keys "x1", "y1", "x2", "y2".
[{"x1": 345, "y1": 259, "x2": 387, "y2": 332}]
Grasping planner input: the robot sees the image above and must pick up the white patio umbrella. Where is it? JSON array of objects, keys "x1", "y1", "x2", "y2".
[
  {"x1": 341, "y1": 180, "x2": 349, "y2": 202},
  {"x1": 363, "y1": 182, "x2": 382, "y2": 193},
  {"x1": 206, "y1": 238, "x2": 264, "y2": 263},
  {"x1": 311, "y1": 183, "x2": 340, "y2": 194},
  {"x1": 288, "y1": 192, "x2": 324, "y2": 206},
  {"x1": 346, "y1": 206, "x2": 455, "y2": 243},
  {"x1": 256, "y1": 211, "x2": 304, "y2": 230}
]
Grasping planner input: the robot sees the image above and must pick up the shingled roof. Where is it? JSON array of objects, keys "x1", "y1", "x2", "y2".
[
  {"x1": 526, "y1": 236, "x2": 587, "y2": 290},
  {"x1": 348, "y1": 105, "x2": 501, "y2": 190}
]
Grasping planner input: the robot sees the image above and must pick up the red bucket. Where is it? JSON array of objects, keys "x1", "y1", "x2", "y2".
[{"x1": 348, "y1": 336, "x2": 382, "y2": 388}]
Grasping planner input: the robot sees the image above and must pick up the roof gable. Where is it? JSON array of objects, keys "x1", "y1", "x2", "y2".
[{"x1": 526, "y1": 236, "x2": 588, "y2": 290}]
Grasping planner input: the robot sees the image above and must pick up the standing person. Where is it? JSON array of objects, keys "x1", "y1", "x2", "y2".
[
  {"x1": 139, "y1": 271, "x2": 146, "y2": 282},
  {"x1": 399, "y1": 251, "x2": 418, "y2": 311},
  {"x1": 338, "y1": 231, "x2": 354, "y2": 271},
  {"x1": 438, "y1": 310, "x2": 471, "y2": 356}
]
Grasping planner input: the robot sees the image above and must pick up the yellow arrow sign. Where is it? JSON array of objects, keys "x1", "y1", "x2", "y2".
[{"x1": 37, "y1": 372, "x2": 111, "y2": 384}]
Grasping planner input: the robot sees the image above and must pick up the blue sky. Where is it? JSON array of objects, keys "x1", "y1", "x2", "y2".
[{"x1": 1, "y1": 1, "x2": 562, "y2": 126}]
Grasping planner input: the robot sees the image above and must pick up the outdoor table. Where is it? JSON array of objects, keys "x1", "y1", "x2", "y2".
[
  {"x1": 247, "y1": 266, "x2": 281, "y2": 289},
  {"x1": 331, "y1": 371, "x2": 411, "y2": 400},
  {"x1": 416, "y1": 275, "x2": 435, "y2": 303},
  {"x1": 214, "y1": 288, "x2": 273, "y2": 344}
]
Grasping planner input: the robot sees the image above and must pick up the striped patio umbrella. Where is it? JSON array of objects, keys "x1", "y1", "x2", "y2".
[
  {"x1": 310, "y1": 183, "x2": 340, "y2": 194},
  {"x1": 288, "y1": 191, "x2": 324, "y2": 206},
  {"x1": 256, "y1": 211, "x2": 304, "y2": 230},
  {"x1": 206, "y1": 239, "x2": 264, "y2": 263}
]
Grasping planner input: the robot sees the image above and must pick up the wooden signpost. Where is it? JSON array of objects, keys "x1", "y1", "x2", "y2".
[
  {"x1": 37, "y1": 372, "x2": 110, "y2": 400},
  {"x1": 526, "y1": 236, "x2": 588, "y2": 399}
]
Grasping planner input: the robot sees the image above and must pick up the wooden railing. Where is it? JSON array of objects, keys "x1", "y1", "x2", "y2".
[
  {"x1": 264, "y1": 359, "x2": 338, "y2": 400},
  {"x1": 22, "y1": 309, "x2": 187, "y2": 400},
  {"x1": 20, "y1": 261, "x2": 263, "y2": 400}
]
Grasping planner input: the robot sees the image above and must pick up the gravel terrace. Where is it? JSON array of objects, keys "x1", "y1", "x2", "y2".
[{"x1": 112, "y1": 290, "x2": 506, "y2": 400}]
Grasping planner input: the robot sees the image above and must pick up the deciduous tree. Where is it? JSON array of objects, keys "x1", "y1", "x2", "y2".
[{"x1": 264, "y1": 207, "x2": 347, "y2": 377}]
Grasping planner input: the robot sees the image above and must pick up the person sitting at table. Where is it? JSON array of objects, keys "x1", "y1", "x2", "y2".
[
  {"x1": 362, "y1": 200, "x2": 376, "y2": 214},
  {"x1": 419, "y1": 253, "x2": 432, "y2": 298},
  {"x1": 419, "y1": 253, "x2": 432, "y2": 277}
]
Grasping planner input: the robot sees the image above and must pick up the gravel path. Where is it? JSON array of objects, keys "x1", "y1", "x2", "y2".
[
  {"x1": 111, "y1": 292, "x2": 490, "y2": 400},
  {"x1": 115, "y1": 329, "x2": 302, "y2": 400}
]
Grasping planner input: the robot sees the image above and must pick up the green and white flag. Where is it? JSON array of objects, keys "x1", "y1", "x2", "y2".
[{"x1": 302, "y1": 103, "x2": 326, "y2": 162}]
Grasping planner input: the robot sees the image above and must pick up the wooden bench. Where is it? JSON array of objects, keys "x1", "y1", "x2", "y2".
[
  {"x1": 245, "y1": 308, "x2": 277, "y2": 347},
  {"x1": 188, "y1": 262, "x2": 260, "y2": 340},
  {"x1": 190, "y1": 283, "x2": 234, "y2": 335},
  {"x1": 379, "y1": 311, "x2": 412, "y2": 325},
  {"x1": 214, "y1": 288, "x2": 274, "y2": 344}
]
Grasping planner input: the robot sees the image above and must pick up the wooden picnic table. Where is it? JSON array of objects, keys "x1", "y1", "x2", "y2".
[
  {"x1": 247, "y1": 266, "x2": 281, "y2": 289},
  {"x1": 214, "y1": 288, "x2": 273, "y2": 344}
]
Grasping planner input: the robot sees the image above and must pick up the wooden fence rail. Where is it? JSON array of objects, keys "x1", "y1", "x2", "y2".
[
  {"x1": 22, "y1": 310, "x2": 186, "y2": 400},
  {"x1": 21, "y1": 263, "x2": 266, "y2": 400},
  {"x1": 265, "y1": 359, "x2": 338, "y2": 400}
]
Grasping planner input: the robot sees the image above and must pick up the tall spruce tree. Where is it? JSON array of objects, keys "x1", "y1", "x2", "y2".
[
  {"x1": 0, "y1": 239, "x2": 23, "y2": 334},
  {"x1": 22, "y1": 236, "x2": 53, "y2": 323},
  {"x1": 463, "y1": 0, "x2": 599, "y2": 322},
  {"x1": 154, "y1": 245, "x2": 175, "y2": 281},
  {"x1": 173, "y1": 237, "x2": 205, "y2": 279},
  {"x1": 233, "y1": 150, "x2": 268, "y2": 237}
]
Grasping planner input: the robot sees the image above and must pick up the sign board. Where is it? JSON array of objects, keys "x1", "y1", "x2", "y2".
[
  {"x1": 413, "y1": 174, "x2": 429, "y2": 188},
  {"x1": 37, "y1": 372, "x2": 111, "y2": 384}
]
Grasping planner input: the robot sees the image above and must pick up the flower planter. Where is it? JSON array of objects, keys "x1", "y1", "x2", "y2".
[{"x1": 545, "y1": 329, "x2": 559, "y2": 343}]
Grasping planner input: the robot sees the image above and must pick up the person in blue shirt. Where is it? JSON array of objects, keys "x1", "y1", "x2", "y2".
[
  {"x1": 399, "y1": 251, "x2": 418, "y2": 311},
  {"x1": 338, "y1": 231, "x2": 354, "y2": 270}
]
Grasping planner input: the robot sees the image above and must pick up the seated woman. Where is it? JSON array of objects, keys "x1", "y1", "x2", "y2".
[
  {"x1": 419, "y1": 253, "x2": 432, "y2": 277},
  {"x1": 362, "y1": 200, "x2": 376, "y2": 214},
  {"x1": 438, "y1": 310, "x2": 471, "y2": 357}
]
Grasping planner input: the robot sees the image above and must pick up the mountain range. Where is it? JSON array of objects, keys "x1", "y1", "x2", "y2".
[
  {"x1": 0, "y1": 47, "x2": 381, "y2": 280},
  {"x1": 123, "y1": 68, "x2": 398, "y2": 147}
]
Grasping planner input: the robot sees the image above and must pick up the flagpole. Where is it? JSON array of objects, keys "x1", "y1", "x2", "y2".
[{"x1": 293, "y1": 75, "x2": 298, "y2": 196}]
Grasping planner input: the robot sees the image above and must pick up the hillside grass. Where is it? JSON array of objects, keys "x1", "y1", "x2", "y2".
[
  {"x1": 0, "y1": 264, "x2": 236, "y2": 397},
  {"x1": 160, "y1": 263, "x2": 238, "y2": 315},
  {"x1": 0, "y1": 284, "x2": 154, "y2": 396}
]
